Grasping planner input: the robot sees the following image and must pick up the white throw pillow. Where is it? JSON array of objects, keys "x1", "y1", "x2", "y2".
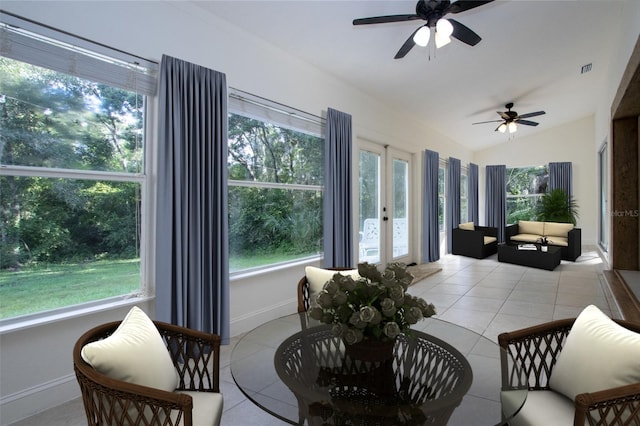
[
  {"x1": 305, "y1": 266, "x2": 360, "y2": 307},
  {"x1": 549, "y1": 305, "x2": 640, "y2": 401},
  {"x1": 458, "y1": 222, "x2": 475, "y2": 231},
  {"x1": 81, "y1": 306, "x2": 179, "y2": 392}
]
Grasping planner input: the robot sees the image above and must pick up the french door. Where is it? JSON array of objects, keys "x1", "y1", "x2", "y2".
[{"x1": 358, "y1": 141, "x2": 412, "y2": 265}]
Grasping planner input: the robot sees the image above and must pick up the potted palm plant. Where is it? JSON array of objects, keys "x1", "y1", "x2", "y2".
[{"x1": 536, "y1": 188, "x2": 579, "y2": 225}]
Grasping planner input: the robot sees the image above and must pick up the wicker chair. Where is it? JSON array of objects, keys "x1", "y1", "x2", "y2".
[
  {"x1": 73, "y1": 319, "x2": 222, "y2": 426},
  {"x1": 297, "y1": 267, "x2": 353, "y2": 313},
  {"x1": 498, "y1": 317, "x2": 640, "y2": 425}
]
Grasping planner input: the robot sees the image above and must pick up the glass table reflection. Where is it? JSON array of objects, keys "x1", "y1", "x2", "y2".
[{"x1": 230, "y1": 313, "x2": 526, "y2": 425}]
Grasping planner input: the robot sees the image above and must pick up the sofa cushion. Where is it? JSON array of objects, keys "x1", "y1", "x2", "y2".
[
  {"x1": 505, "y1": 390, "x2": 574, "y2": 426},
  {"x1": 81, "y1": 306, "x2": 179, "y2": 392},
  {"x1": 549, "y1": 305, "x2": 640, "y2": 401},
  {"x1": 544, "y1": 222, "x2": 574, "y2": 238},
  {"x1": 459, "y1": 221, "x2": 475, "y2": 231},
  {"x1": 518, "y1": 220, "x2": 544, "y2": 236},
  {"x1": 510, "y1": 234, "x2": 541, "y2": 244},
  {"x1": 547, "y1": 236, "x2": 568, "y2": 247},
  {"x1": 483, "y1": 236, "x2": 497, "y2": 245},
  {"x1": 305, "y1": 266, "x2": 360, "y2": 307}
]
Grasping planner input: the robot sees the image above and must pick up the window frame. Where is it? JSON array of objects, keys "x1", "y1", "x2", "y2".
[
  {"x1": 0, "y1": 12, "x2": 157, "y2": 326},
  {"x1": 227, "y1": 89, "x2": 325, "y2": 276},
  {"x1": 505, "y1": 165, "x2": 549, "y2": 224}
]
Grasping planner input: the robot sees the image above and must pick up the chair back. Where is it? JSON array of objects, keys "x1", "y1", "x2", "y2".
[{"x1": 297, "y1": 267, "x2": 354, "y2": 313}]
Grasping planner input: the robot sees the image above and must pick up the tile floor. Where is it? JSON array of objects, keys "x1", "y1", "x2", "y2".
[{"x1": 11, "y1": 248, "x2": 618, "y2": 426}]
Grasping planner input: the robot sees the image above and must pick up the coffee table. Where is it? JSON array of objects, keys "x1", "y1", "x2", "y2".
[
  {"x1": 230, "y1": 313, "x2": 527, "y2": 425},
  {"x1": 497, "y1": 243, "x2": 561, "y2": 271}
]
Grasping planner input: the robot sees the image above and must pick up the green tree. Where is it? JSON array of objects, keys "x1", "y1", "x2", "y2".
[{"x1": 0, "y1": 58, "x2": 143, "y2": 269}]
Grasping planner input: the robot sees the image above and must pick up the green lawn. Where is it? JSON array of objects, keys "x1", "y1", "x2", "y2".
[
  {"x1": 0, "y1": 259, "x2": 140, "y2": 319},
  {"x1": 1, "y1": 252, "x2": 319, "y2": 320}
]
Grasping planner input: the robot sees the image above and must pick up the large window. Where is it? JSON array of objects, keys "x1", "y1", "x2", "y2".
[
  {"x1": 227, "y1": 92, "x2": 324, "y2": 273},
  {"x1": 506, "y1": 166, "x2": 548, "y2": 224},
  {"x1": 0, "y1": 13, "x2": 155, "y2": 320}
]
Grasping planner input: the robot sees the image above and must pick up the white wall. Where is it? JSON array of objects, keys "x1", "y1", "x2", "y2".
[
  {"x1": 473, "y1": 116, "x2": 598, "y2": 245},
  {"x1": 0, "y1": 2, "x2": 472, "y2": 423}
]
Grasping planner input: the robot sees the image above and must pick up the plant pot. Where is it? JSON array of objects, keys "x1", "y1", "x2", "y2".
[
  {"x1": 541, "y1": 245, "x2": 548, "y2": 252},
  {"x1": 344, "y1": 338, "x2": 395, "y2": 363}
]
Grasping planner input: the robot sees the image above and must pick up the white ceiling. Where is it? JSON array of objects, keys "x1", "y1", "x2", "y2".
[{"x1": 194, "y1": 0, "x2": 625, "y2": 150}]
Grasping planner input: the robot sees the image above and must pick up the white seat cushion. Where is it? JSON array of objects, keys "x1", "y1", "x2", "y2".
[
  {"x1": 549, "y1": 305, "x2": 640, "y2": 401},
  {"x1": 506, "y1": 390, "x2": 575, "y2": 426},
  {"x1": 547, "y1": 236, "x2": 568, "y2": 247},
  {"x1": 483, "y1": 236, "x2": 497, "y2": 245},
  {"x1": 305, "y1": 266, "x2": 360, "y2": 307},
  {"x1": 81, "y1": 306, "x2": 179, "y2": 392},
  {"x1": 510, "y1": 234, "x2": 541, "y2": 244},
  {"x1": 175, "y1": 391, "x2": 223, "y2": 426},
  {"x1": 459, "y1": 221, "x2": 475, "y2": 231}
]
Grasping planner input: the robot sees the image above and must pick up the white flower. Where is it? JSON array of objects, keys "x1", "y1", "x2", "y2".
[
  {"x1": 343, "y1": 327, "x2": 364, "y2": 345},
  {"x1": 383, "y1": 322, "x2": 401, "y2": 339}
]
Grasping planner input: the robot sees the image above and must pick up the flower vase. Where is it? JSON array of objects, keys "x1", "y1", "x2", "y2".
[
  {"x1": 343, "y1": 338, "x2": 396, "y2": 397},
  {"x1": 344, "y1": 338, "x2": 395, "y2": 363}
]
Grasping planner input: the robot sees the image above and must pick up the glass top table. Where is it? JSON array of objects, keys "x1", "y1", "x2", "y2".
[{"x1": 230, "y1": 313, "x2": 526, "y2": 425}]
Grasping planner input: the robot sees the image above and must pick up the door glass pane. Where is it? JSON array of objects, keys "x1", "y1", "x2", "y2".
[
  {"x1": 359, "y1": 151, "x2": 380, "y2": 263},
  {"x1": 392, "y1": 159, "x2": 409, "y2": 258},
  {"x1": 599, "y1": 145, "x2": 608, "y2": 250}
]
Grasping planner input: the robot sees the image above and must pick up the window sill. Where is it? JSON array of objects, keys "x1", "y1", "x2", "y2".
[
  {"x1": 230, "y1": 255, "x2": 322, "y2": 281},
  {"x1": 0, "y1": 295, "x2": 153, "y2": 335}
]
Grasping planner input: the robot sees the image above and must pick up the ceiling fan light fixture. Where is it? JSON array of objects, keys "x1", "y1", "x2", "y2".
[
  {"x1": 508, "y1": 122, "x2": 518, "y2": 133},
  {"x1": 435, "y1": 32, "x2": 451, "y2": 48},
  {"x1": 436, "y1": 19, "x2": 453, "y2": 37},
  {"x1": 498, "y1": 123, "x2": 507, "y2": 133},
  {"x1": 413, "y1": 25, "x2": 430, "y2": 47}
]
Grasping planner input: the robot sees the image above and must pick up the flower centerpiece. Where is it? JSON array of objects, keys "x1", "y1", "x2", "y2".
[{"x1": 308, "y1": 262, "x2": 437, "y2": 346}]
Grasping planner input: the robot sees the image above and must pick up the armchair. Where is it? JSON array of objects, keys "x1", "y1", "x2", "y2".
[
  {"x1": 498, "y1": 306, "x2": 640, "y2": 425},
  {"x1": 451, "y1": 223, "x2": 498, "y2": 259},
  {"x1": 74, "y1": 306, "x2": 223, "y2": 426}
]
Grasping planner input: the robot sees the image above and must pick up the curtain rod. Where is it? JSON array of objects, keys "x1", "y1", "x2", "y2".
[
  {"x1": 229, "y1": 87, "x2": 325, "y2": 125},
  {"x1": 0, "y1": 9, "x2": 158, "y2": 67}
]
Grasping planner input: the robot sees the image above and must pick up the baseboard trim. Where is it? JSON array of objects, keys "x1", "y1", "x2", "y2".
[
  {"x1": 0, "y1": 373, "x2": 79, "y2": 425},
  {"x1": 230, "y1": 297, "x2": 297, "y2": 336}
]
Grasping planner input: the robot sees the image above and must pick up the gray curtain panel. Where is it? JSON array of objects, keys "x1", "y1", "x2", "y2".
[
  {"x1": 549, "y1": 161, "x2": 573, "y2": 197},
  {"x1": 422, "y1": 150, "x2": 440, "y2": 262},
  {"x1": 485, "y1": 165, "x2": 506, "y2": 243},
  {"x1": 323, "y1": 108, "x2": 353, "y2": 268},
  {"x1": 446, "y1": 157, "x2": 461, "y2": 253},
  {"x1": 155, "y1": 55, "x2": 230, "y2": 343},
  {"x1": 469, "y1": 163, "x2": 479, "y2": 225}
]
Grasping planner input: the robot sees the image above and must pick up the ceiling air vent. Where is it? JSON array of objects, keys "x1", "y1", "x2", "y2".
[{"x1": 581, "y1": 63, "x2": 593, "y2": 74}]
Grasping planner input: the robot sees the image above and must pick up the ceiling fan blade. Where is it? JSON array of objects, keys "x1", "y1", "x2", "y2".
[
  {"x1": 446, "y1": 0, "x2": 494, "y2": 15},
  {"x1": 394, "y1": 27, "x2": 420, "y2": 59},
  {"x1": 472, "y1": 119, "x2": 502, "y2": 125},
  {"x1": 517, "y1": 120, "x2": 539, "y2": 126},
  {"x1": 448, "y1": 19, "x2": 481, "y2": 46},
  {"x1": 494, "y1": 124, "x2": 503, "y2": 132},
  {"x1": 353, "y1": 14, "x2": 420, "y2": 25},
  {"x1": 518, "y1": 111, "x2": 546, "y2": 119},
  {"x1": 498, "y1": 111, "x2": 510, "y2": 120}
]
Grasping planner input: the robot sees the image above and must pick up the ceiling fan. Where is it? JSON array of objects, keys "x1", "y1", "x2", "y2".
[
  {"x1": 352, "y1": 0, "x2": 494, "y2": 59},
  {"x1": 472, "y1": 103, "x2": 546, "y2": 133}
]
